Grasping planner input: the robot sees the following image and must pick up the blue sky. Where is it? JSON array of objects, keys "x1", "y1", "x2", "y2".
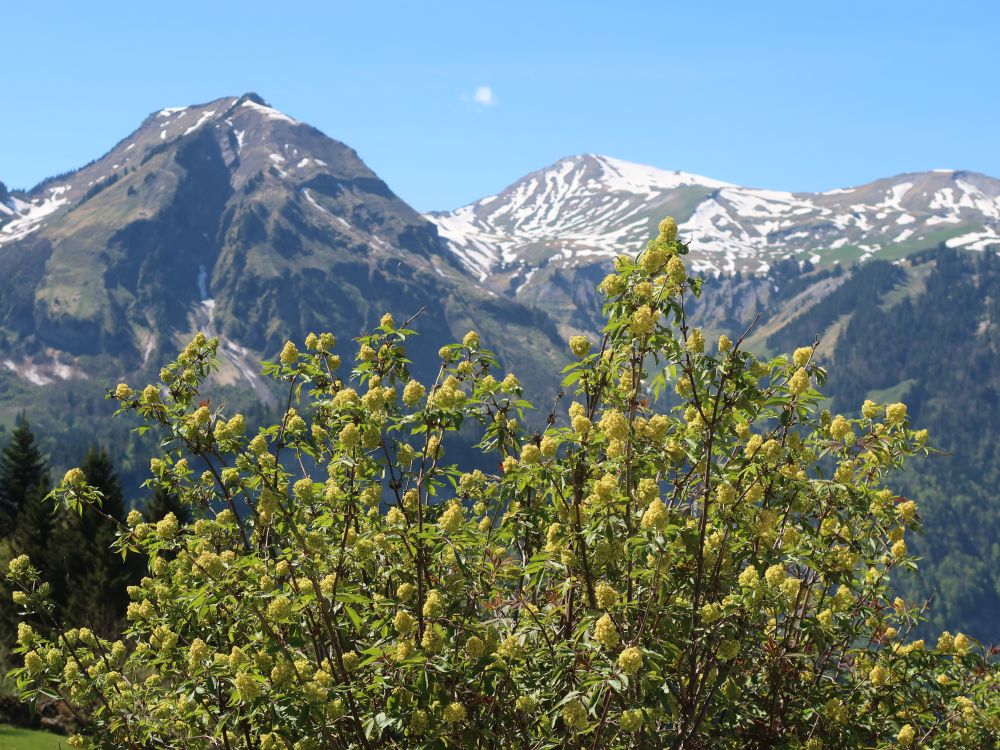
[{"x1": 3, "y1": 1, "x2": 999, "y2": 210}]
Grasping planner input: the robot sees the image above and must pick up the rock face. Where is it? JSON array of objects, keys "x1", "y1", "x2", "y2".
[{"x1": 0, "y1": 94, "x2": 564, "y2": 398}]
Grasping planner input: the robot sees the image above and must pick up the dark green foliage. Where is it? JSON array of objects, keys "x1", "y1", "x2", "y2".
[
  {"x1": 827, "y1": 250, "x2": 1000, "y2": 639},
  {"x1": 45, "y1": 448, "x2": 140, "y2": 637},
  {"x1": 10, "y1": 486, "x2": 54, "y2": 583},
  {"x1": 143, "y1": 485, "x2": 190, "y2": 525},
  {"x1": 765, "y1": 260, "x2": 904, "y2": 353},
  {"x1": 770, "y1": 259, "x2": 838, "y2": 301},
  {"x1": 0, "y1": 420, "x2": 52, "y2": 660},
  {"x1": 0, "y1": 416, "x2": 48, "y2": 538},
  {"x1": 74, "y1": 172, "x2": 120, "y2": 207}
]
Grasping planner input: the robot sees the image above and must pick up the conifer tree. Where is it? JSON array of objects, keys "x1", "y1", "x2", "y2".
[
  {"x1": 0, "y1": 416, "x2": 51, "y2": 646},
  {"x1": 46, "y1": 447, "x2": 137, "y2": 636},
  {"x1": 0, "y1": 415, "x2": 48, "y2": 538},
  {"x1": 143, "y1": 485, "x2": 191, "y2": 525}
]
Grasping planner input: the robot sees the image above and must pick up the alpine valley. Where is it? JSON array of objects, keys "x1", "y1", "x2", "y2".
[{"x1": 2, "y1": 95, "x2": 999, "y2": 638}]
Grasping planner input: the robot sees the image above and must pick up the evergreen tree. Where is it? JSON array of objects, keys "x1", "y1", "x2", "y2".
[
  {"x1": 11, "y1": 484, "x2": 55, "y2": 572},
  {"x1": 0, "y1": 417, "x2": 51, "y2": 647},
  {"x1": 46, "y1": 447, "x2": 137, "y2": 636},
  {"x1": 0, "y1": 414, "x2": 48, "y2": 537},
  {"x1": 143, "y1": 485, "x2": 191, "y2": 525}
]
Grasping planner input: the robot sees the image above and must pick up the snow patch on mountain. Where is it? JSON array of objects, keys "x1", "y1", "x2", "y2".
[
  {"x1": 427, "y1": 157, "x2": 1000, "y2": 285},
  {"x1": 595, "y1": 155, "x2": 733, "y2": 193},
  {"x1": 3, "y1": 352, "x2": 87, "y2": 385},
  {"x1": 427, "y1": 154, "x2": 737, "y2": 279},
  {"x1": 947, "y1": 231, "x2": 1000, "y2": 251},
  {"x1": 241, "y1": 99, "x2": 299, "y2": 124},
  {"x1": 0, "y1": 186, "x2": 72, "y2": 246},
  {"x1": 183, "y1": 110, "x2": 217, "y2": 136}
]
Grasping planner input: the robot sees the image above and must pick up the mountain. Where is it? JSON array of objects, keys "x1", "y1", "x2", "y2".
[
  {"x1": 427, "y1": 153, "x2": 1000, "y2": 295},
  {"x1": 2, "y1": 102, "x2": 1000, "y2": 640},
  {"x1": 0, "y1": 94, "x2": 562, "y2": 406},
  {"x1": 0, "y1": 94, "x2": 567, "y2": 496}
]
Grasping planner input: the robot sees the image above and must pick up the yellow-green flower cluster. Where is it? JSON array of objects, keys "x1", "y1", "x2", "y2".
[
  {"x1": 686, "y1": 328, "x2": 705, "y2": 354},
  {"x1": 442, "y1": 701, "x2": 466, "y2": 724},
  {"x1": 788, "y1": 367, "x2": 810, "y2": 395},
  {"x1": 438, "y1": 503, "x2": 465, "y2": 534},
  {"x1": 596, "y1": 582, "x2": 618, "y2": 609},
  {"x1": 562, "y1": 699, "x2": 588, "y2": 731},
  {"x1": 402, "y1": 379, "x2": 426, "y2": 407},
  {"x1": 666, "y1": 255, "x2": 686, "y2": 285},
  {"x1": 594, "y1": 613, "x2": 620, "y2": 649},
  {"x1": 829, "y1": 415, "x2": 852, "y2": 442},
  {"x1": 429, "y1": 376, "x2": 466, "y2": 409},
  {"x1": 279, "y1": 341, "x2": 299, "y2": 366},
  {"x1": 393, "y1": 610, "x2": 415, "y2": 635},
  {"x1": 630, "y1": 305, "x2": 658, "y2": 336},
  {"x1": 599, "y1": 409, "x2": 627, "y2": 441},
  {"x1": 620, "y1": 709, "x2": 643, "y2": 732},
  {"x1": 886, "y1": 402, "x2": 907, "y2": 425},
  {"x1": 618, "y1": 646, "x2": 642, "y2": 674},
  {"x1": 792, "y1": 346, "x2": 813, "y2": 367},
  {"x1": 423, "y1": 589, "x2": 445, "y2": 618},
  {"x1": 640, "y1": 499, "x2": 668, "y2": 531},
  {"x1": 897, "y1": 724, "x2": 916, "y2": 746},
  {"x1": 568, "y1": 335, "x2": 591, "y2": 357}
]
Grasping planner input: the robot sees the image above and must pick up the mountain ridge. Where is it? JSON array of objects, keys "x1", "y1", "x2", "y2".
[{"x1": 426, "y1": 153, "x2": 1000, "y2": 287}]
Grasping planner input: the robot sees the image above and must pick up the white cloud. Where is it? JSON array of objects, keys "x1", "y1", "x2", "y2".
[{"x1": 472, "y1": 85, "x2": 496, "y2": 107}]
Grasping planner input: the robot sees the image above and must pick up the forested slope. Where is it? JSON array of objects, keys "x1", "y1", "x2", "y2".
[{"x1": 765, "y1": 248, "x2": 1000, "y2": 638}]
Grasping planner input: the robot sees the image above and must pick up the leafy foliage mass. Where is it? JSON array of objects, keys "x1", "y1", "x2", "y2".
[{"x1": 7, "y1": 222, "x2": 999, "y2": 748}]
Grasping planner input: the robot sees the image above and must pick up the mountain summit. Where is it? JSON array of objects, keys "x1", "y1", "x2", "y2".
[
  {"x1": 0, "y1": 94, "x2": 561, "y2": 397},
  {"x1": 427, "y1": 154, "x2": 1000, "y2": 291}
]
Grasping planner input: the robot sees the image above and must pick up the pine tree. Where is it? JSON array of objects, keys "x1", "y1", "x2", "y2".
[
  {"x1": 0, "y1": 414, "x2": 48, "y2": 538},
  {"x1": 0, "y1": 416, "x2": 51, "y2": 646},
  {"x1": 46, "y1": 447, "x2": 138, "y2": 636},
  {"x1": 143, "y1": 485, "x2": 191, "y2": 524},
  {"x1": 11, "y1": 484, "x2": 55, "y2": 570}
]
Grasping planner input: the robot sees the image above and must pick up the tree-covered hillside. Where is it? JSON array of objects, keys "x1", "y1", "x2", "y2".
[{"x1": 765, "y1": 248, "x2": 1000, "y2": 639}]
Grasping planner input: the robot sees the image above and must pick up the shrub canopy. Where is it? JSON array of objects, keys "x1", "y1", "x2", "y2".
[{"x1": 8, "y1": 219, "x2": 999, "y2": 749}]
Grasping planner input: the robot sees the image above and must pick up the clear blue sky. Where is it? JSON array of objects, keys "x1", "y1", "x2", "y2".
[{"x1": 3, "y1": 1, "x2": 998, "y2": 211}]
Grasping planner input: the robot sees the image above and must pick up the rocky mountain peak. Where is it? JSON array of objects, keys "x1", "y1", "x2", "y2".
[{"x1": 0, "y1": 95, "x2": 562, "y2": 403}]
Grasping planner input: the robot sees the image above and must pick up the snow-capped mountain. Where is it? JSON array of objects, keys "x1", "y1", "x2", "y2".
[{"x1": 427, "y1": 154, "x2": 1000, "y2": 287}]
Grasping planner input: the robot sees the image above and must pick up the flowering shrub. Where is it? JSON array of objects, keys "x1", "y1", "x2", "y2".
[{"x1": 7, "y1": 219, "x2": 999, "y2": 748}]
